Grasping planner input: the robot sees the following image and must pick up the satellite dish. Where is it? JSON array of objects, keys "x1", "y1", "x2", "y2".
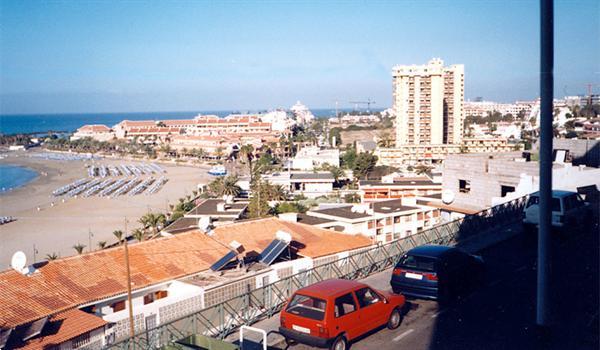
[
  {"x1": 442, "y1": 190, "x2": 455, "y2": 204},
  {"x1": 11, "y1": 251, "x2": 27, "y2": 273}
]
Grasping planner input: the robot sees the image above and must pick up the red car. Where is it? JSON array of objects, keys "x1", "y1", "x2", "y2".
[{"x1": 279, "y1": 279, "x2": 406, "y2": 350}]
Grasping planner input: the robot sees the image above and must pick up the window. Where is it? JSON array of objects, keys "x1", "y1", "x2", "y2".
[
  {"x1": 398, "y1": 254, "x2": 437, "y2": 271},
  {"x1": 459, "y1": 179, "x2": 471, "y2": 193},
  {"x1": 526, "y1": 195, "x2": 561, "y2": 212},
  {"x1": 155, "y1": 290, "x2": 168, "y2": 300},
  {"x1": 394, "y1": 216, "x2": 401, "y2": 224},
  {"x1": 72, "y1": 332, "x2": 90, "y2": 348},
  {"x1": 286, "y1": 294, "x2": 326, "y2": 321},
  {"x1": 355, "y1": 287, "x2": 381, "y2": 308},
  {"x1": 111, "y1": 300, "x2": 125, "y2": 312},
  {"x1": 501, "y1": 185, "x2": 515, "y2": 197},
  {"x1": 334, "y1": 293, "x2": 357, "y2": 318},
  {"x1": 145, "y1": 290, "x2": 169, "y2": 304}
]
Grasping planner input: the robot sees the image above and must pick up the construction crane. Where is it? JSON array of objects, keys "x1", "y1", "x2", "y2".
[
  {"x1": 349, "y1": 98, "x2": 376, "y2": 113},
  {"x1": 584, "y1": 83, "x2": 600, "y2": 106}
]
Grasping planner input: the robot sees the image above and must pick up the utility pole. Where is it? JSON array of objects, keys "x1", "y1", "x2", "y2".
[
  {"x1": 88, "y1": 228, "x2": 93, "y2": 251},
  {"x1": 537, "y1": 0, "x2": 553, "y2": 328},
  {"x1": 123, "y1": 218, "x2": 136, "y2": 340}
]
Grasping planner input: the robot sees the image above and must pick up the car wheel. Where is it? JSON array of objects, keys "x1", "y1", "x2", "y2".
[
  {"x1": 330, "y1": 335, "x2": 348, "y2": 350},
  {"x1": 387, "y1": 307, "x2": 403, "y2": 329},
  {"x1": 284, "y1": 337, "x2": 297, "y2": 347}
]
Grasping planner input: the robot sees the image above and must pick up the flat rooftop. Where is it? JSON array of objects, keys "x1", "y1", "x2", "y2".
[{"x1": 186, "y1": 199, "x2": 248, "y2": 217}]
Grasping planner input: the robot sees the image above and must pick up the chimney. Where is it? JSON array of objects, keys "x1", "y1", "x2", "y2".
[{"x1": 278, "y1": 212, "x2": 298, "y2": 223}]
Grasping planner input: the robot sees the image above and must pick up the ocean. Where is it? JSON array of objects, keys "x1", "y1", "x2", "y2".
[
  {"x1": 0, "y1": 164, "x2": 38, "y2": 194},
  {"x1": 0, "y1": 108, "x2": 374, "y2": 135}
]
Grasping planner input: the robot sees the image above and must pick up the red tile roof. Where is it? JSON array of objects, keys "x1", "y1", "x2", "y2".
[
  {"x1": 0, "y1": 233, "x2": 229, "y2": 328},
  {"x1": 16, "y1": 309, "x2": 107, "y2": 350},
  {"x1": 77, "y1": 125, "x2": 111, "y2": 133},
  {"x1": 0, "y1": 218, "x2": 371, "y2": 329},
  {"x1": 211, "y1": 217, "x2": 372, "y2": 259}
]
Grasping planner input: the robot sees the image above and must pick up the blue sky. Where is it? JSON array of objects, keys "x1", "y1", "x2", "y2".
[{"x1": 1, "y1": 0, "x2": 598, "y2": 114}]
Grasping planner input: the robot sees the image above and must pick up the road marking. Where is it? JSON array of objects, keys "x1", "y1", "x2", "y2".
[
  {"x1": 431, "y1": 310, "x2": 446, "y2": 318},
  {"x1": 393, "y1": 329, "x2": 414, "y2": 342},
  {"x1": 516, "y1": 265, "x2": 528, "y2": 273}
]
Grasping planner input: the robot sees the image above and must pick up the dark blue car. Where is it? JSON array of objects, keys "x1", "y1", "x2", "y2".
[{"x1": 390, "y1": 245, "x2": 484, "y2": 301}]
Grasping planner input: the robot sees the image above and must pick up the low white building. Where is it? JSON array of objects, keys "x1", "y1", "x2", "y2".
[
  {"x1": 0, "y1": 218, "x2": 371, "y2": 349},
  {"x1": 260, "y1": 110, "x2": 296, "y2": 132},
  {"x1": 290, "y1": 101, "x2": 315, "y2": 125},
  {"x1": 442, "y1": 152, "x2": 600, "y2": 210},
  {"x1": 71, "y1": 124, "x2": 115, "y2": 142},
  {"x1": 291, "y1": 146, "x2": 340, "y2": 170},
  {"x1": 238, "y1": 172, "x2": 335, "y2": 199},
  {"x1": 299, "y1": 198, "x2": 441, "y2": 243}
]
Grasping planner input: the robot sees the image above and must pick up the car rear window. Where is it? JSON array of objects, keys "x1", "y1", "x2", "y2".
[
  {"x1": 398, "y1": 254, "x2": 437, "y2": 271},
  {"x1": 526, "y1": 196, "x2": 561, "y2": 212},
  {"x1": 286, "y1": 294, "x2": 326, "y2": 321}
]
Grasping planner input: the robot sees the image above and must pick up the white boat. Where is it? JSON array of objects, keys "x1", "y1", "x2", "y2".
[{"x1": 208, "y1": 165, "x2": 227, "y2": 176}]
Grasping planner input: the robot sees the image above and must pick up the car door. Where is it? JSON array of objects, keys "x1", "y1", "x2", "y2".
[
  {"x1": 332, "y1": 292, "x2": 361, "y2": 340},
  {"x1": 354, "y1": 287, "x2": 388, "y2": 333},
  {"x1": 441, "y1": 253, "x2": 463, "y2": 296}
]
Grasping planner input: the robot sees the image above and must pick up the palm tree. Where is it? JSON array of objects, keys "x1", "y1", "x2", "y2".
[
  {"x1": 207, "y1": 175, "x2": 241, "y2": 198},
  {"x1": 46, "y1": 253, "x2": 59, "y2": 261},
  {"x1": 73, "y1": 243, "x2": 86, "y2": 255},
  {"x1": 113, "y1": 230, "x2": 124, "y2": 244},
  {"x1": 328, "y1": 166, "x2": 345, "y2": 183},
  {"x1": 208, "y1": 176, "x2": 224, "y2": 197},
  {"x1": 266, "y1": 184, "x2": 288, "y2": 201},
  {"x1": 239, "y1": 144, "x2": 255, "y2": 179},
  {"x1": 193, "y1": 148, "x2": 206, "y2": 160},
  {"x1": 159, "y1": 144, "x2": 172, "y2": 157},
  {"x1": 414, "y1": 164, "x2": 433, "y2": 175},
  {"x1": 132, "y1": 228, "x2": 145, "y2": 242},
  {"x1": 377, "y1": 130, "x2": 394, "y2": 148},
  {"x1": 97, "y1": 241, "x2": 107, "y2": 249},
  {"x1": 181, "y1": 147, "x2": 189, "y2": 158},
  {"x1": 139, "y1": 212, "x2": 167, "y2": 238},
  {"x1": 215, "y1": 147, "x2": 225, "y2": 161},
  {"x1": 222, "y1": 175, "x2": 242, "y2": 197}
]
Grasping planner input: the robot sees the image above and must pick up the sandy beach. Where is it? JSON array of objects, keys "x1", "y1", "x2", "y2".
[{"x1": 0, "y1": 150, "x2": 213, "y2": 268}]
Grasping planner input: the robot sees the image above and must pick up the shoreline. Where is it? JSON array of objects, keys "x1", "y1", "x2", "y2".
[
  {"x1": 0, "y1": 149, "x2": 212, "y2": 268},
  {"x1": 0, "y1": 163, "x2": 40, "y2": 194}
]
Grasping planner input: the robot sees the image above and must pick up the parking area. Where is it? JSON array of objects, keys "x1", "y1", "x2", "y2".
[{"x1": 246, "y1": 221, "x2": 598, "y2": 350}]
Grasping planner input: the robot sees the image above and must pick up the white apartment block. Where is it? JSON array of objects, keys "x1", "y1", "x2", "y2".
[
  {"x1": 464, "y1": 100, "x2": 535, "y2": 117},
  {"x1": 392, "y1": 58, "x2": 464, "y2": 147}
]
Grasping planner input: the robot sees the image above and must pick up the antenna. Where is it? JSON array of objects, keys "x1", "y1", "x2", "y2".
[{"x1": 11, "y1": 251, "x2": 27, "y2": 274}]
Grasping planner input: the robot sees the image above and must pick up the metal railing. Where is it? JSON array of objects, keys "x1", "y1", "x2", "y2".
[{"x1": 104, "y1": 196, "x2": 527, "y2": 349}]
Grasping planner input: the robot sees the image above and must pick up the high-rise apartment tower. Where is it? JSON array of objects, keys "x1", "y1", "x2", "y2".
[{"x1": 392, "y1": 58, "x2": 464, "y2": 147}]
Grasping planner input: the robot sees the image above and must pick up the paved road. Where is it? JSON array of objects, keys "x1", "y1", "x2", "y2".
[{"x1": 282, "y1": 223, "x2": 599, "y2": 350}]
